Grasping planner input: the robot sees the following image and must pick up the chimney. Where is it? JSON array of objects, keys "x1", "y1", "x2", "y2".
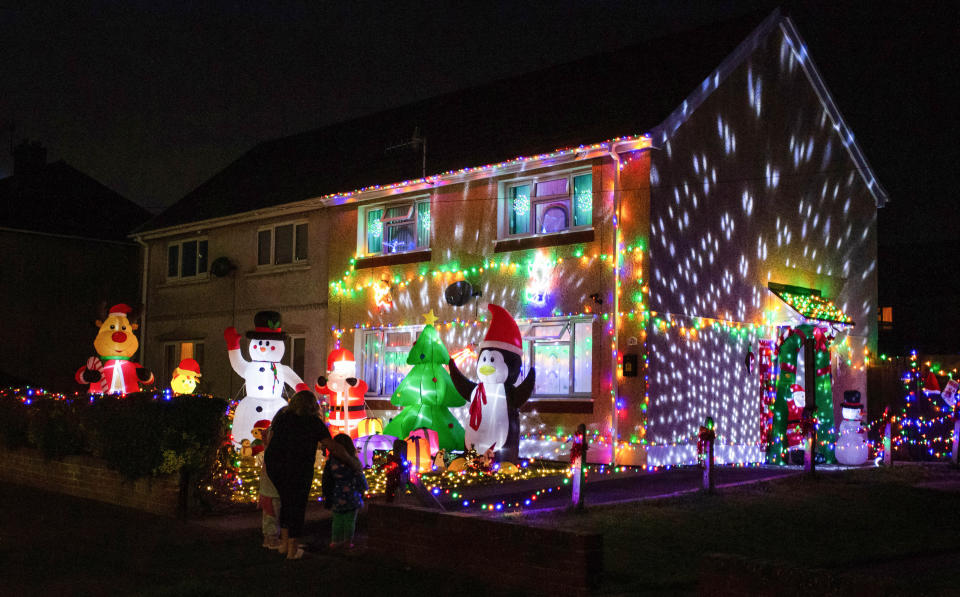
[{"x1": 13, "y1": 140, "x2": 47, "y2": 178}]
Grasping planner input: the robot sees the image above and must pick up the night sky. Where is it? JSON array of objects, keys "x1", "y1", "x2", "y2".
[{"x1": 1, "y1": 1, "x2": 956, "y2": 246}]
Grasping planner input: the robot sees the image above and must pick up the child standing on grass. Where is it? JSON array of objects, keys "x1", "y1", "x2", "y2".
[
  {"x1": 323, "y1": 433, "x2": 367, "y2": 549},
  {"x1": 255, "y1": 422, "x2": 282, "y2": 551}
]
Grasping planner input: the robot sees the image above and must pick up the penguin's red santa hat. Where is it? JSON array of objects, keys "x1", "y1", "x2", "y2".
[
  {"x1": 327, "y1": 348, "x2": 357, "y2": 373},
  {"x1": 479, "y1": 304, "x2": 523, "y2": 355}
]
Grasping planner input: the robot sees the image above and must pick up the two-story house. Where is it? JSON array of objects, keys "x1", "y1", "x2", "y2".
[{"x1": 133, "y1": 10, "x2": 885, "y2": 466}]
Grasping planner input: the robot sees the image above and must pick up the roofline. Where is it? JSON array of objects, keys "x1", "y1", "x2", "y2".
[
  {"x1": 778, "y1": 16, "x2": 889, "y2": 207},
  {"x1": 131, "y1": 136, "x2": 650, "y2": 241},
  {"x1": 0, "y1": 225, "x2": 139, "y2": 246},
  {"x1": 649, "y1": 8, "x2": 887, "y2": 208}
]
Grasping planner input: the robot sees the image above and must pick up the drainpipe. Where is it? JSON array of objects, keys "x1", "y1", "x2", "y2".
[
  {"x1": 135, "y1": 236, "x2": 150, "y2": 367},
  {"x1": 607, "y1": 146, "x2": 622, "y2": 466}
]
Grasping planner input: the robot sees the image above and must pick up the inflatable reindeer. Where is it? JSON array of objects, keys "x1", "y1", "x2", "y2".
[{"x1": 76, "y1": 303, "x2": 154, "y2": 394}]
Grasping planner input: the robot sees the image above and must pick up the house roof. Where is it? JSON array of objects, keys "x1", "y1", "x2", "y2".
[
  {"x1": 0, "y1": 160, "x2": 152, "y2": 242},
  {"x1": 138, "y1": 8, "x2": 886, "y2": 235}
]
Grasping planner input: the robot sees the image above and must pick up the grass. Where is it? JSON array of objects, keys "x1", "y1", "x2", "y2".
[
  {"x1": 4, "y1": 465, "x2": 959, "y2": 596},
  {"x1": 512, "y1": 465, "x2": 960, "y2": 595}
]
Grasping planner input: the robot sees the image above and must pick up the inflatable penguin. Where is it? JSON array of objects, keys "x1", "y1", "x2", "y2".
[
  {"x1": 224, "y1": 311, "x2": 309, "y2": 447},
  {"x1": 449, "y1": 304, "x2": 535, "y2": 463}
]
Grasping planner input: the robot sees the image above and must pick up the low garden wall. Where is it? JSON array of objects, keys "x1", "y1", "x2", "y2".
[
  {"x1": 367, "y1": 503, "x2": 602, "y2": 596},
  {"x1": 0, "y1": 447, "x2": 181, "y2": 517}
]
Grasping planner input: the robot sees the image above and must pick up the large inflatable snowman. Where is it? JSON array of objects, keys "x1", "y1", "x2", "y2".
[
  {"x1": 224, "y1": 311, "x2": 308, "y2": 447},
  {"x1": 835, "y1": 390, "x2": 868, "y2": 465}
]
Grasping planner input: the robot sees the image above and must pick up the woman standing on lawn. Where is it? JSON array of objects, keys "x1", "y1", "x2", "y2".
[{"x1": 265, "y1": 390, "x2": 361, "y2": 559}]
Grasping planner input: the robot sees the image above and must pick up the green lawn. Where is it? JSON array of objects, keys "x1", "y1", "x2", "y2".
[{"x1": 513, "y1": 465, "x2": 960, "y2": 595}]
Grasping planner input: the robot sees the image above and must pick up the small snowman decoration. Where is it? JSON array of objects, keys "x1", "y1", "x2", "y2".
[
  {"x1": 835, "y1": 390, "x2": 868, "y2": 465},
  {"x1": 224, "y1": 311, "x2": 308, "y2": 447}
]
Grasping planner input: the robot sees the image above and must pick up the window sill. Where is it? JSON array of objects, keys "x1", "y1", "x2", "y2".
[
  {"x1": 159, "y1": 275, "x2": 210, "y2": 288},
  {"x1": 354, "y1": 249, "x2": 432, "y2": 270},
  {"x1": 521, "y1": 398, "x2": 593, "y2": 414},
  {"x1": 494, "y1": 228, "x2": 594, "y2": 253},
  {"x1": 247, "y1": 262, "x2": 311, "y2": 277}
]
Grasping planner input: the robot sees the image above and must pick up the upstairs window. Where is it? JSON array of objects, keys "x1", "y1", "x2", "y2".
[
  {"x1": 505, "y1": 171, "x2": 592, "y2": 237},
  {"x1": 363, "y1": 199, "x2": 430, "y2": 256},
  {"x1": 167, "y1": 238, "x2": 208, "y2": 280},
  {"x1": 258, "y1": 222, "x2": 308, "y2": 266}
]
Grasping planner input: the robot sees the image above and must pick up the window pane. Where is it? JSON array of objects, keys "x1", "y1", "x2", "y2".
[
  {"x1": 167, "y1": 245, "x2": 179, "y2": 277},
  {"x1": 509, "y1": 185, "x2": 530, "y2": 234},
  {"x1": 531, "y1": 324, "x2": 566, "y2": 338},
  {"x1": 416, "y1": 202, "x2": 430, "y2": 248},
  {"x1": 295, "y1": 224, "x2": 308, "y2": 261},
  {"x1": 537, "y1": 203, "x2": 569, "y2": 233},
  {"x1": 386, "y1": 332, "x2": 412, "y2": 348},
  {"x1": 385, "y1": 221, "x2": 417, "y2": 254},
  {"x1": 181, "y1": 241, "x2": 198, "y2": 277},
  {"x1": 293, "y1": 337, "x2": 305, "y2": 379},
  {"x1": 384, "y1": 351, "x2": 411, "y2": 396},
  {"x1": 534, "y1": 343, "x2": 571, "y2": 395},
  {"x1": 180, "y1": 342, "x2": 194, "y2": 360},
  {"x1": 536, "y1": 178, "x2": 568, "y2": 197},
  {"x1": 366, "y1": 209, "x2": 382, "y2": 254},
  {"x1": 573, "y1": 174, "x2": 592, "y2": 226},
  {"x1": 362, "y1": 333, "x2": 382, "y2": 395},
  {"x1": 274, "y1": 224, "x2": 293, "y2": 264},
  {"x1": 194, "y1": 343, "x2": 204, "y2": 371},
  {"x1": 258, "y1": 230, "x2": 271, "y2": 265},
  {"x1": 197, "y1": 240, "x2": 208, "y2": 273},
  {"x1": 574, "y1": 322, "x2": 592, "y2": 393}
]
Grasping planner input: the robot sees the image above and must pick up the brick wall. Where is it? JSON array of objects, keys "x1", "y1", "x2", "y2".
[
  {"x1": 367, "y1": 503, "x2": 602, "y2": 596},
  {"x1": 0, "y1": 448, "x2": 181, "y2": 517}
]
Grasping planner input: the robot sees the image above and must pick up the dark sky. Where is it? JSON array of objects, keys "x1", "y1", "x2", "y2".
[{"x1": 1, "y1": 1, "x2": 956, "y2": 245}]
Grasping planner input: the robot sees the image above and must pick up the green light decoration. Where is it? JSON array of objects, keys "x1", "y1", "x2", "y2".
[
  {"x1": 382, "y1": 324, "x2": 466, "y2": 450},
  {"x1": 767, "y1": 323, "x2": 836, "y2": 464},
  {"x1": 776, "y1": 291, "x2": 852, "y2": 324}
]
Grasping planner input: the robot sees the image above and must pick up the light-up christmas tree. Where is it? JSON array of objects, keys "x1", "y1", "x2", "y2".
[{"x1": 383, "y1": 322, "x2": 466, "y2": 451}]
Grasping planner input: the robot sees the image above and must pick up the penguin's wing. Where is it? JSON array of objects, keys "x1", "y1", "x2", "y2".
[
  {"x1": 447, "y1": 358, "x2": 477, "y2": 400},
  {"x1": 509, "y1": 367, "x2": 536, "y2": 410}
]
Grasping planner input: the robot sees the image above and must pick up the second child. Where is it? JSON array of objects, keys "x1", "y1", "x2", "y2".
[{"x1": 323, "y1": 433, "x2": 368, "y2": 549}]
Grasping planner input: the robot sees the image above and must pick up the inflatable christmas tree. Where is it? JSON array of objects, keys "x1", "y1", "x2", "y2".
[{"x1": 383, "y1": 323, "x2": 466, "y2": 451}]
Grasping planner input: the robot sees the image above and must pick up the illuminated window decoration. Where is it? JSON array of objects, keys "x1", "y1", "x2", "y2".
[
  {"x1": 372, "y1": 276, "x2": 393, "y2": 311},
  {"x1": 75, "y1": 303, "x2": 155, "y2": 395},
  {"x1": 524, "y1": 251, "x2": 555, "y2": 307},
  {"x1": 381, "y1": 323, "x2": 466, "y2": 451},
  {"x1": 768, "y1": 323, "x2": 835, "y2": 465},
  {"x1": 448, "y1": 305, "x2": 535, "y2": 463},
  {"x1": 315, "y1": 348, "x2": 369, "y2": 439},
  {"x1": 362, "y1": 199, "x2": 430, "y2": 256},
  {"x1": 224, "y1": 310, "x2": 308, "y2": 447},
  {"x1": 768, "y1": 283, "x2": 853, "y2": 325},
  {"x1": 170, "y1": 358, "x2": 202, "y2": 395},
  {"x1": 506, "y1": 172, "x2": 591, "y2": 236}
]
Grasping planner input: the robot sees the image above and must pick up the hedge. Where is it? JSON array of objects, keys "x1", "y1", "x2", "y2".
[{"x1": 0, "y1": 390, "x2": 229, "y2": 481}]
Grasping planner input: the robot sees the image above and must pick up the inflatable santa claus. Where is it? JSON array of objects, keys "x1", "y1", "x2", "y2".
[{"x1": 315, "y1": 348, "x2": 368, "y2": 438}]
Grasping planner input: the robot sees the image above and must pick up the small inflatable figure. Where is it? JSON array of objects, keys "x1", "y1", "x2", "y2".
[
  {"x1": 170, "y1": 358, "x2": 202, "y2": 395},
  {"x1": 315, "y1": 348, "x2": 368, "y2": 438},
  {"x1": 75, "y1": 303, "x2": 154, "y2": 394}
]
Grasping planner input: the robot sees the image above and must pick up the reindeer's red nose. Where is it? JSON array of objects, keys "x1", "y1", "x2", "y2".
[{"x1": 112, "y1": 332, "x2": 127, "y2": 343}]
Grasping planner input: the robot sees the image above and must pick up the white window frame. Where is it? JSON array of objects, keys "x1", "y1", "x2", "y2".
[
  {"x1": 257, "y1": 220, "x2": 309, "y2": 267},
  {"x1": 280, "y1": 334, "x2": 306, "y2": 380},
  {"x1": 520, "y1": 315, "x2": 594, "y2": 399},
  {"x1": 163, "y1": 340, "x2": 205, "y2": 384},
  {"x1": 358, "y1": 196, "x2": 431, "y2": 257},
  {"x1": 166, "y1": 238, "x2": 209, "y2": 281},
  {"x1": 499, "y1": 168, "x2": 593, "y2": 239},
  {"x1": 357, "y1": 325, "x2": 423, "y2": 396}
]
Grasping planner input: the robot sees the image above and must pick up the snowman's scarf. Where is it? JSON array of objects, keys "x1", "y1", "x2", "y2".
[
  {"x1": 270, "y1": 363, "x2": 279, "y2": 393},
  {"x1": 469, "y1": 383, "x2": 487, "y2": 431}
]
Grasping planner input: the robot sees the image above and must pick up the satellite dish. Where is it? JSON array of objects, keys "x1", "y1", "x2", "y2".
[
  {"x1": 445, "y1": 280, "x2": 480, "y2": 307},
  {"x1": 211, "y1": 256, "x2": 236, "y2": 278}
]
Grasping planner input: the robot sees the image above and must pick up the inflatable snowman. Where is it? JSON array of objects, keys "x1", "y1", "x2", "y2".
[
  {"x1": 224, "y1": 311, "x2": 308, "y2": 447},
  {"x1": 835, "y1": 390, "x2": 868, "y2": 465}
]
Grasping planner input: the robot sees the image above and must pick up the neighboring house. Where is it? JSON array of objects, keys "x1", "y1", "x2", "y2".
[
  {"x1": 133, "y1": 9, "x2": 885, "y2": 465},
  {"x1": 0, "y1": 141, "x2": 152, "y2": 392}
]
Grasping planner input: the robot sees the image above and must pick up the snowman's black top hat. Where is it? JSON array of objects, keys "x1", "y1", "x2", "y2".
[
  {"x1": 841, "y1": 390, "x2": 863, "y2": 410},
  {"x1": 246, "y1": 310, "x2": 287, "y2": 340}
]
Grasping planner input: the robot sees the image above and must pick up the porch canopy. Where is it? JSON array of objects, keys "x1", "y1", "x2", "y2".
[{"x1": 767, "y1": 282, "x2": 853, "y2": 327}]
